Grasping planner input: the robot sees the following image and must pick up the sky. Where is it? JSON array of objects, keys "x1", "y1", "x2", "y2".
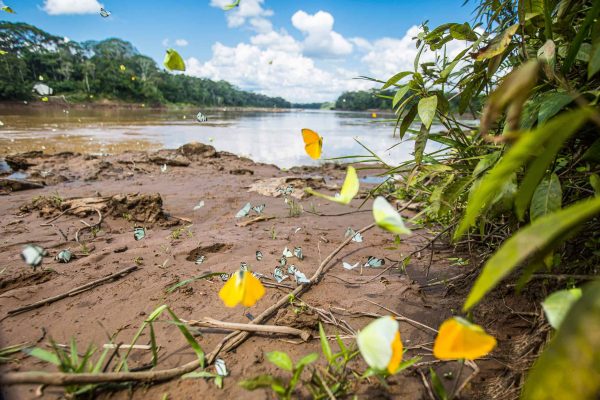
[{"x1": 1, "y1": 0, "x2": 476, "y2": 102}]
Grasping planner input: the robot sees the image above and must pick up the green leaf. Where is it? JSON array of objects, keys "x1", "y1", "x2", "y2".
[
  {"x1": 590, "y1": 174, "x2": 600, "y2": 195},
  {"x1": 239, "y1": 375, "x2": 280, "y2": 390},
  {"x1": 318, "y1": 323, "x2": 333, "y2": 363},
  {"x1": 530, "y1": 174, "x2": 562, "y2": 221},
  {"x1": 463, "y1": 196, "x2": 600, "y2": 311},
  {"x1": 542, "y1": 288, "x2": 583, "y2": 329},
  {"x1": 266, "y1": 351, "x2": 293, "y2": 371},
  {"x1": 418, "y1": 95, "x2": 437, "y2": 129},
  {"x1": 582, "y1": 138, "x2": 600, "y2": 163},
  {"x1": 457, "y1": 109, "x2": 590, "y2": 238},
  {"x1": 562, "y1": 0, "x2": 600, "y2": 73},
  {"x1": 167, "y1": 308, "x2": 205, "y2": 368},
  {"x1": 522, "y1": 281, "x2": 600, "y2": 400},
  {"x1": 514, "y1": 109, "x2": 588, "y2": 221},
  {"x1": 429, "y1": 368, "x2": 449, "y2": 400},
  {"x1": 182, "y1": 371, "x2": 217, "y2": 379},
  {"x1": 399, "y1": 103, "x2": 418, "y2": 140},
  {"x1": 537, "y1": 92, "x2": 572, "y2": 123},
  {"x1": 24, "y1": 347, "x2": 61, "y2": 366},
  {"x1": 472, "y1": 23, "x2": 519, "y2": 61},
  {"x1": 147, "y1": 304, "x2": 168, "y2": 321},
  {"x1": 392, "y1": 85, "x2": 410, "y2": 108},
  {"x1": 296, "y1": 353, "x2": 318, "y2": 369},
  {"x1": 518, "y1": 0, "x2": 544, "y2": 21},
  {"x1": 382, "y1": 71, "x2": 412, "y2": 90},
  {"x1": 449, "y1": 23, "x2": 477, "y2": 41},
  {"x1": 414, "y1": 123, "x2": 430, "y2": 165},
  {"x1": 589, "y1": 39, "x2": 600, "y2": 78}
]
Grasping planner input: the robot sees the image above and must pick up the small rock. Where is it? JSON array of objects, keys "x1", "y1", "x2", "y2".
[{"x1": 113, "y1": 246, "x2": 128, "y2": 253}]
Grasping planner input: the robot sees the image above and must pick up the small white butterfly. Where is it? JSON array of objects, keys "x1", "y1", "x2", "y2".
[
  {"x1": 293, "y1": 246, "x2": 303, "y2": 260},
  {"x1": 193, "y1": 200, "x2": 205, "y2": 210},
  {"x1": 21, "y1": 244, "x2": 47, "y2": 270},
  {"x1": 345, "y1": 227, "x2": 363, "y2": 243},
  {"x1": 252, "y1": 204, "x2": 265, "y2": 214},
  {"x1": 273, "y1": 267, "x2": 288, "y2": 283},
  {"x1": 282, "y1": 247, "x2": 293, "y2": 258},
  {"x1": 196, "y1": 112, "x2": 208, "y2": 123},
  {"x1": 55, "y1": 249, "x2": 72, "y2": 263},
  {"x1": 342, "y1": 261, "x2": 360, "y2": 270},
  {"x1": 235, "y1": 202, "x2": 251, "y2": 218},
  {"x1": 160, "y1": 164, "x2": 167, "y2": 173},
  {"x1": 256, "y1": 250, "x2": 263, "y2": 261},
  {"x1": 215, "y1": 358, "x2": 228, "y2": 376},
  {"x1": 195, "y1": 255, "x2": 206, "y2": 265},
  {"x1": 99, "y1": 7, "x2": 111, "y2": 17}
]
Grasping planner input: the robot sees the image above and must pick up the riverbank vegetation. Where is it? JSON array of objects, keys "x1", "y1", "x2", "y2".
[{"x1": 0, "y1": 22, "x2": 291, "y2": 108}]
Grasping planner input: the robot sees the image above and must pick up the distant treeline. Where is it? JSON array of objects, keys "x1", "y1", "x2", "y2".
[
  {"x1": 0, "y1": 21, "x2": 291, "y2": 108},
  {"x1": 334, "y1": 90, "x2": 393, "y2": 111}
]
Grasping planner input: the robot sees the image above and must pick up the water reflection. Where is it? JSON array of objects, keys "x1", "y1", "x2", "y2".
[{"x1": 0, "y1": 107, "x2": 450, "y2": 168}]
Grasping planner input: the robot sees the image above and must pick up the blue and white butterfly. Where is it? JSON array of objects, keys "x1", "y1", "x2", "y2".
[
  {"x1": 99, "y1": 7, "x2": 111, "y2": 17},
  {"x1": 196, "y1": 112, "x2": 208, "y2": 123},
  {"x1": 134, "y1": 227, "x2": 146, "y2": 241},
  {"x1": 345, "y1": 227, "x2": 363, "y2": 243},
  {"x1": 293, "y1": 246, "x2": 303, "y2": 260},
  {"x1": 252, "y1": 204, "x2": 265, "y2": 214},
  {"x1": 278, "y1": 256, "x2": 287, "y2": 267},
  {"x1": 288, "y1": 265, "x2": 310, "y2": 284},
  {"x1": 55, "y1": 249, "x2": 72, "y2": 263},
  {"x1": 21, "y1": 244, "x2": 47, "y2": 270},
  {"x1": 195, "y1": 255, "x2": 206, "y2": 265},
  {"x1": 240, "y1": 262, "x2": 248, "y2": 271},
  {"x1": 235, "y1": 202, "x2": 251, "y2": 218},
  {"x1": 276, "y1": 185, "x2": 294, "y2": 196},
  {"x1": 219, "y1": 273, "x2": 230, "y2": 282},
  {"x1": 364, "y1": 256, "x2": 385, "y2": 268},
  {"x1": 282, "y1": 247, "x2": 293, "y2": 258},
  {"x1": 273, "y1": 267, "x2": 288, "y2": 283},
  {"x1": 256, "y1": 250, "x2": 263, "y2": 261}
]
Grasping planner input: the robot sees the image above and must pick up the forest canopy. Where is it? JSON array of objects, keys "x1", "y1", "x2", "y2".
[{"x1": 0, "y1": 21, "x2": 291, "y2": 108}]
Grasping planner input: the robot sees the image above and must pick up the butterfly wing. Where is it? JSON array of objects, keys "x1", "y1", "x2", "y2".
[
  {"x1": 305, "y1": 166, "x2": 357, "y2": 204},
  {"x1": 163, "y1": 49, "x2": 186, "y2": 72},
  {"x1": 433, "y1": 317, "x2": 497, "y2": 360},
  {"x1": 219, "y1": 271, "x2": 244, "y2": 307},
  {"x1": 373, "y1": 197, "x2": 412, "y2": 235},
  {"x1": 235, "y1": 202, "x2": 251, "y2": 218},
  {"x1": 240, "y1": 272, "x2": 266, "y2": 307},
  {"x1": 302, "y1": 129, "x2": 322, "y2": 159}
]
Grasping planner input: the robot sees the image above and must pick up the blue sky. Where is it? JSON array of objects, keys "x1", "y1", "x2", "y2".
[{"x1": 1, "y1": 0, "x2": 476, "y2": 102}]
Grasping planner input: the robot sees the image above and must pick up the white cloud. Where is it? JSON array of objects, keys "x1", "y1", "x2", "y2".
[
  {"x1": 291, "y1": 10, "x2": 353, "y2": 58},
  {"x1": 186, "y1": 36, "x2": 370, "y2": 103},
  {"x1": 210, "y1": 0, "x2": 273, "y2": 33},
  {"x1": 43, "y1": 0, "x2": 103, "y2": 15},
  {"x1": 361, "y1": 25, "x2": 468, "y2": 79},
  {"x1": 175, "y1": 39, "x2": 189, "y2": 47}
]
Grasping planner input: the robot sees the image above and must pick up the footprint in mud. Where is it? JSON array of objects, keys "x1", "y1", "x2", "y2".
[
  {"x1": 185, "y1": 243, "x2": 233, "y2": 262},
  {"x1": 0, "y1": 269, "x2": 57, "y2": 295}
]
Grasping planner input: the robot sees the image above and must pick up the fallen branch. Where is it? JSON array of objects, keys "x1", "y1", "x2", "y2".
[
  {"x1": 75, "y1": 208, "x2": 103, "y2": 243},
  {"x1": 185, "y1": 317, "x2": 311, "y2": 341},
  {"x1": 236, "y1": 215, "x2": 275, "y2": 227},
  {"x1": 4, "y1": 266, "x2": 138, "y2": 318}
]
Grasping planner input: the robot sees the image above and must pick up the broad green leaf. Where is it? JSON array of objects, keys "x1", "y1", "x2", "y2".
[
  {"x1": 449, "y1": 23, "x2": 477, "y2": 41},
  {"x1": 530, "y1": 174, "x2": 562, "y2": 221},
  {"x1": 542, "y1": 288, "x2": 582, "y2": 329},
  {"x1": 537, "y1": 92, "x2": 572, "y2": 123},
  {"x1": 163, "y1": 49, "x2": 186, "y2": 72},
  {"x1": 24, "y1": 347, "x2": 61, "y2": 366},
  {"x1": 296, "y1": 352, "x2": 318, "y2": 368},
  {"x1": 418, "y1": 95, "x2": 437, "y2": 129},
  {"x1": 392, "y1": 85, "x2": 410, "y2": 107},
  {"x1": 414, "y1": 123, "x2": 429, "y2": 165},
  {"x1": 463, "y1": 195, "x2": 600, "y2": 311},
  {"x1": 457, "y1": 109, "x2": 589, "y2": 238},
  {"x1": 266, "y1": 351, "x2": 293, "y2": 371},
  {"x1": 319, "y1": 323, "x2": 333, "y2": 363},
  {"x1": 480, "y1": 60, "x2": 539, "y2": 135},
  {"x1": 472, "y1": 23, "x2": 519, "y2": 61},
  {"x1": 399, "y1": 103, "x2": 418, "y2": 139},
  {"x1": 514, "y1": 109, "x2": 588, "y2": 221},
  {"x1": 522, "y1": 281, "x2": 600, "y2": 400},
  {"x1": 562, "y1": 0, "x2": 600, "y2": 73},
  {"x1": 382, "y1": 71, "x2": 412, "y2": 90},
  {"x1": 518, "y1": 0, "x2": 544, "y2": 22}
]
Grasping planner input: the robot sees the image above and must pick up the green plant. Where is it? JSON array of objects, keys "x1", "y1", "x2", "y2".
[
  {"x1": 171, "y1": 225, "x2": 193, "y2": 240},
  {"x1": 240, "y1": 351, "x2": 318, "y2": 399}
]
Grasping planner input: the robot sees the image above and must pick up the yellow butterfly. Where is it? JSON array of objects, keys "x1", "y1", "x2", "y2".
[
  {"x1": 433, "y1": 317, "x2": 497, "y2": 360},
  {"x1": 119, "y1": 64, "x2": 126, "y2": 72},
  {"x1": 356, "y1": 316, "x2": 403, "y2": 374},
  {"x1": 163, "y1": 49, "x2": 186, "y2": 72},
  {"x1": 301, "y1": 128, "x2": 323, "y2": 159},
  {"x1": 218, "y1": 270, "x2": 265, "y2": 307},
  {"x1": 305, "y1": 166, "x2": 359, "y2": 205},
  {"x1": 372, "y1": 196, "x2": 411, "y2": 235}
]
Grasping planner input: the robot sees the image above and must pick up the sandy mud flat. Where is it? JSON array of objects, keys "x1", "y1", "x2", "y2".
[{"x1": 0, "y1": 143, "x2": 539, "y2": 399}]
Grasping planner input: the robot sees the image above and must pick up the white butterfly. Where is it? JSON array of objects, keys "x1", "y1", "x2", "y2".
[
  {"x1": 99, "y1": 7, "x2": 111, "y2": 17},
  {"x1": 160, "y1": 164, "x2": 167, "y2": 173},
  {"x1": 196, "y1": 112, "x2": 208, "y2": 122},
  {"x1": 21, "y1": 244, "x2": 47, "y2": 270},
  {"x1": 215, "y1": 358, "x2": 228, "y2": 376},
  {"x1": 342, "y1": 261, "x2": 360, "y2": 270},
  {"x1": 235, "y1": 202, "x2": 251, "y2": 218},
  {"x1": 193, "y1": 200, "x2": 205, "y2": 210},
  {"x1": 252, "y1": 204, "x2": 265, "y2": 214},
  {"x1": 345, "y1": 227, "x2": 363, "y2": 243},
  {"x1": 282, "y1": 247, "x2": 293, "y2": 258}
]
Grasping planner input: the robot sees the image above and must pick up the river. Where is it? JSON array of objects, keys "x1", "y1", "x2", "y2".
[{"x1": 0, "y1": 106, "x2": 455, "y2": 169}]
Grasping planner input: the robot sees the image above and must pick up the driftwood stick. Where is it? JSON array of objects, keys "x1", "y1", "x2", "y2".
[
  {"x1": 75, "y1": 208, "x2": 103, "y2": 243},
  {"x1": 185, "y1": 318, "x2": 311, "y2": 341},
  {"x1": 0, "y1": 223, "x2": 376, "y2": 386},
  {"x1": 236, "y1": 215, "x2": 275, "y2": 227},
  {"x1": 5, "y1": 266, "x2": 138, "y2": 317}
]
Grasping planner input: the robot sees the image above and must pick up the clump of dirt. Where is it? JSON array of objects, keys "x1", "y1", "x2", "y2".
[
  {"x1": 186, "y1": 243, "x2": 233, "y2": 261},
  {"x1": 20, "y1": 193, "x2": 171, "y2": 224},
  {"x1": 247, "y1": 176, "x2": 326, "y2": 199},
  {"x1": 274, "y1": 308, "x2": 319, "y2": 330},
  {"x1": 4, "y1": 152, "x2": 43, "y2": 170},
  {"x1": 178, "y1": 142, "x2": 218, "y2": 159}
]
